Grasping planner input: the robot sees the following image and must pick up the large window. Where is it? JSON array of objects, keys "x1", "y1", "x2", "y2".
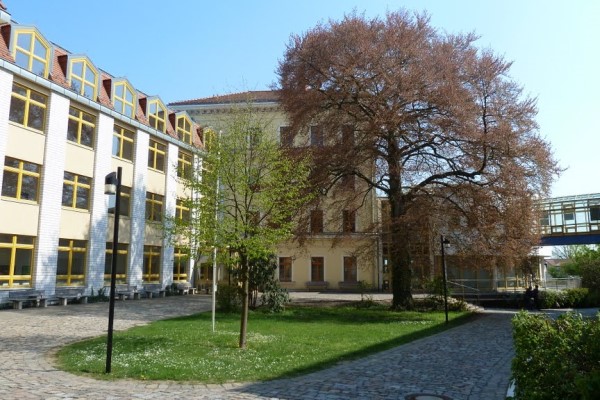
[
  {"x1": 2, "y1": 157, "x2": 40, "y2": 202},
  {"x1": 279, "y1": 257, "x2": 292, "y2": 282},
  {"x1": 62, "y1": 172, "x2": 91, "y2": 210},
  {"x1": 343, "y1": 256, "x2": 357, "y2": 282},
  {"x1": 143, "y1": 245, "x2": 161, "y2": 283},
  {"x1": 148, "y1": 99, "x2": 167, "y2": 132},
  {"x1": 108, "y1": 186, "x2": 131, "y2": 217},
  {"x1": 104, "y1": 243, "x2": 128, "y2": 284},
  {"x1": 343, "y1": 210, "x2": 356, "y2": 233},
  {"x1": 173, "y1": 248, "x2": 188, "y2": 282},
  {"x1": 57, "y1": 239, "x2": 86, "y2": 286},
  {"x1": 112, "y1": 125, "x2": 135, "y2": 161},
  {"x1": 13, "y1": 29, "x2": 50, "y2": 76},
  {"x1": 145, "y1": 192, "x2": 163, "y2": 222},
  {"x1": 311, "y1": 256, "x2": 324, "y2": 282},
  {"x1": 113, "y1": 81, "x2": 136, "y2": 118},
  {"x1": 176, "y1": 115, "x2": 192, "y2": 144},
  {"x1": 69, "y1": 58, "x2": 98, "y2": 99},
  {"x1": 177, "y1": 151, "x2": 192, "y2": 179},
  {"x1": 310, "y1": 210, "x2": 324, "y2": 234},
  {"x1": 9, "y1": 82, "x2": 47, "y2": 131},
  {"x1": 148, "y1": 139, "x2": 166, "y2": 171},
  {"x1": 67, "y1": 106, "x2": 95, "y2": 148},
  {"x1": 0, "y1": 234, "x2": 35, "y2": 287},
  {"x1": 175, "y1": 198, "x2": 190, "y2": 221}
]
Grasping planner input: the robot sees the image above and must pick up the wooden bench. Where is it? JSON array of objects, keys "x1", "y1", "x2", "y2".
[
  {"x1": 54, "y1": 287, "x2": 88, "y2": 306},
  {"x1": 338, "y1": 281, "x2": 360, "y2": 292},
  {"x1": 143, "y1": 283, "x2": 166, "y2": 299},
  {"x1": 176, "y1": 282, "x2": 197, "y2": 295},
  {"x1": 9, "y1": 289, "x2": 47, "y2": 309},
  {"x1": 305, "y1": 281, "x2": 329, "y2": 292},
  {"x1": 114, "y1": 284, "x2": 140, "y2": 300}
]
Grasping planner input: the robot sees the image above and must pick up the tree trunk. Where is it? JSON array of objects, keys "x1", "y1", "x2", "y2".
[
  {"x1": 389, "y1": 192, "x2": 414, "y2": 309},
  {"x1": 239, "y1": 256, "x2": 249, "y2": 349}
]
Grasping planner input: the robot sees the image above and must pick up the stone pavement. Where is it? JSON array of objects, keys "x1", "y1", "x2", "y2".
[{"x1": 0, "y1": 293, "x2": 517, "y2": 400}]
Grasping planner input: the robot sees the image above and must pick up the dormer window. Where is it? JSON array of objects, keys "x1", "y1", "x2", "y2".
[
  {"x1": 176, "y1": 115, "x2": 192, "y2": 144},
  {"x1": 69, "y1": 57, "x2": 98, "y2": 100},
  {"x1": 113, "y1": 80, "x2": 136, "y2": 118},
  {"x1": 148, "y1": 99, "x2": 167, "y2": 132},
  {"x1": 13, "y1": 28, "x2": 51, "y2": 77}
]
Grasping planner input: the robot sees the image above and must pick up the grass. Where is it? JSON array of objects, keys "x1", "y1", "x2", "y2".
[{"x1": 56, "y1": 303, "x2": 472, "y2": 383}]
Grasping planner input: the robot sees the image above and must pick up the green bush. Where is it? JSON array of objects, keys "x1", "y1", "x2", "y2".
[
  {"x1": 540, "y1": 288, "x2": 591, "y2": 308},
  {"x1": 216, "y1": 284, "x2": 242, "y2": 312},
  {"x1": 512, "y1": 311, "x2": 600, "y2": 399},
  {"x1": 260, "y1": 280, "x2": 290, "y2": 313},
  {"x1": 581, "y1": 263, "x2": 600, "y2": 293}
]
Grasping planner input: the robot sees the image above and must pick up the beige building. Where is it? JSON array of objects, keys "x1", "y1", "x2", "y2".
[
  {"x1": 170, "y1": 91, "x2": 382, "y2": 291},
  {"x1": 0, "y1": 6, "x2": 203, "y2": 303}
]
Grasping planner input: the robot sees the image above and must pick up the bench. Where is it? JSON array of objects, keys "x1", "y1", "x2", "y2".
[
  {"x1": 175, "y1": 282, "x2": 197, "y2": 295},
  {"x1": 54, "y1": 287, "x2": 88, "y2": 306},
  {"x1": 338, "y1": 281, "x2": 360, "y2": 292},
  {"x1": 305, "y1": 281, "x2": 329, "y2": 292},
  {"x1": 143, "y1": 283, "x2": 166, "y2": 299},
  {"x1": 114, "y1": 284, "x2": 140, "y2": 300},
  {"x1": 9, "y1": 289, "x2": 47, "y2": 309}
]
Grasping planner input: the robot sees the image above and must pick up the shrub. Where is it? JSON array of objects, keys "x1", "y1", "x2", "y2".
[
  {"x1": 540, "y1": 288, "x2": 592, "y2": 308},
  {"x1": 260, "y1": 280, "x2": 290, "y2": 313},
  {"x1": 216, "y1": 284, "x2": 242, "y2": 312},
  {"x1": 512, "y1": 311, "x2": 600, "y2": 399}
]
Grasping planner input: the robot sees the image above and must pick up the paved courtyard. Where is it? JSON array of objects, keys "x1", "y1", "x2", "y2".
[{"x1": 0, "y1": 293, "x2": 516, "y2": 400}]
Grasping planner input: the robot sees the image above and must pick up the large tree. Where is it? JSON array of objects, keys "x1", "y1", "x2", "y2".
[
  {"x1": 168, "y1": 103, "x2": 312, "y2": 347},
  {"x1": 277, "y1": 10, "x2": 560, "y2": 309}
]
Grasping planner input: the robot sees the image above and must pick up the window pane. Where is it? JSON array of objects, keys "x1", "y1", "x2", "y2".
[
  {"x1": 76, "y1": 186, "x2": 89, "y2": 209},
  {"x1": 67, "y1": 119, "x2": 79, "y2": 142},
  {"x1": 57, "y1": 251, "x2": 69, "y2": 275},
  {"x1": 14, "y1": 248, "x2": 33, "y2": 275},
  {"x1": 33, "y1": 37, "x2": 46, "y2": 58},
  {"x1": 112, "y1": 136, "x2": 120, "y2": 156},
  {"x1": 83, "y1": 84, "x2": 94, "y2": 99},
  {"x1": 0, "y1": 248, "x2": 10, "y2": 275},
  {"x1": 71, "y1": 61, "x2": 83, "y2": 76},
  {"x1": 9, "y1": 97, "x2": 26, "y2": 124},
  {"x1": 1, "y1": 170, "x2": 18, "y2": 198},
  {"x1": 155, "y1": 153, "x2": 165, "y2": 171},
  {"x1": 31, "y1": 59, "x2": 45, "y2": 76},
  {"x1": 28, "y1": 103, "x2": 45, "y2": 130},
  {"x1": 62, "y1": 183, "x2": 73, "y2": 207},
  {"x1": 20, "y1": 175, "x2": 38, "y2": 200},
  {"x1": 72, "y1": 251, "x2": 86, "y2": 275},
  {"x1": 16, "y1": 32, "x2": 32, "y2": 49},
  {"x1": 14, "y1": 52, "x2": 30, "y2": 70},
  {"x1": 122, "y1": 141, "x2": 133, "y2": 160}
]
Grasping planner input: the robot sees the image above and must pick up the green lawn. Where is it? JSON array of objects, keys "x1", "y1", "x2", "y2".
[{"x1": 56, "y1": 304, "x2": 472, "y2": 383}]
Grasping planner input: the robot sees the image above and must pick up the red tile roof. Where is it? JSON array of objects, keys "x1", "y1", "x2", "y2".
[{"x1": 169, "y1": 90, "x2": 280, "y2": 106}]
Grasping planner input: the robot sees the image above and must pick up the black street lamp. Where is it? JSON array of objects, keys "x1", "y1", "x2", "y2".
[
  {"x1": 104, "y1": 167, "x2": 122, "y2": 373},
  {"x1": 440, "y1": 235, "x2": 450, "y2": 324}
]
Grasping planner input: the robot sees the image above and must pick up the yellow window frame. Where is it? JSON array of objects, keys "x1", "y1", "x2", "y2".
[
  {"x1": 177, "y1": 150, "x2": 192, "y2": 178},
  {"x1": 68, "y1": 106, "x2": 96, "y2": 147},
  {"x1": 113, "y1": 125, "x2": 135, "y2": 160},
  {"x1": 176, "y1": 115, "x2": 192, "y2": 144},
  {"x1": 148, "y1": 139, "x2": 166, "y2": 171},
  {"x1": 143, "y1": 245, "x2": 161, "y2": 283},
  {"x1": 62, "y1": 172, "x2": 91, "y2": 209},
  {"x1": 148, "y1": 99, "x2": 167, "y2": 132},
  {"x1": 0, "y1": 235, "x2": 34, "y2": 287},
  {"x1": 2, "y1": 158, "x2": 40, "y2": 202},
  {"x1": 10, "y1": 82, "x2": 48, "y2": 131},
  {"x1": 13, "y1": 28, "x2": 51, "y2": 77},
  {"x1": 56, "y1": 239, "x2": 87, "y2": 286},
  {"x1": 104, "y1": 243, "x2": 128, "y2": 283},
  {"x1": 113, "y1": 81, "x2": 136, "y2": 118},
  {"x1": 173, "y1": 247, "x2": 188, "y2": 281},
  {"x1": 175, "y1": 198, "x2": 190, "y2": 221},
  {"x1": 68, "y1": 57, "x2": 98, "y2": 100},
  {"x1": 145, "y1": 192, "x2": 164, "y2": 222}
]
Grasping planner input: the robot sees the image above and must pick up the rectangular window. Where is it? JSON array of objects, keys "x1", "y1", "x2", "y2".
[
  {"x1": 343, "y1": 210, "x2": 356, "y2": 233},
  {"x1": 148, "y1": 100, "x2": 166, "y2": 132},
  {"x1": 112, "y1": 125, "x2": 135, "y2": 161},
  {"x1": 0, "y1": 234, "x2": 35, "y2": 287},
  {"x1": 57, "y1": 239, "x2": 87, "y2": 286},
  {"x1": 113, "y1": 81, "x2": 135, "y2": 118},
  {"x1": 14, "y1": 30, "x2": 50, "y2": 76},
  {"x1": 176, "y1": 198, "x2": 190, "y2": 221},
  {"x1": 590, "y1": 206, "x2": 600, "y2": 222},
  {"x1": 280, "y1": 126, "x2": 293, "y2": 147},
  {"x1": 69, "y1": 59, "x2": 98, "y2": 100},
  {"x1": 173, "y1": 248, "x2": 188, "y2": 282},
  {"x1": 9, "y1": 82, "x2": 47, "y2": 131},
  {"x1": 310, "y1": 210, "x2": 324, "y2": 234},
  {"x1": 2, "y1": 157, "x2": 41, "y2": 202},
  {"x1": 62, "y1": 172, "x2": 91, "y2": 210},
  {"x1": 145, "y1": 192, "x2": 164, "y2": 222},
  {"x1": 104, "y1": 243, "x2": 128, "y2": 284},
  {"x1": 143, "y1": 245, "x2": 161, "y2": 283},
  {"x1": 279, "y1": 257, "x2": 292, "y2": 282},
  {"x1": 107, "y1": 186, "x2": 131, "y2": 217},
  {"x1": 343, "y1": 256, "x2": 357, "y2": 282},
  {"x1": 67, "y1": 106, "x2": 96, "y2": 148},
  {"x1": 563, "y1": 206, "x2": 575, "y2": 222},
  {"x1": 310, "y1": 125, "x2": 323, "y2": 147},
  {"x1": 311, "y1": 256, "x2": 324, "y2": 281},
  {"x1": 177, "y1": 151, "x2": 193, "y2": 179},
  {"x1": 148, "y1": 139, "x2": 167, "y2": 171},
  {"x1": 177, "y1": 116, "x2": 192, "y2": 144}
]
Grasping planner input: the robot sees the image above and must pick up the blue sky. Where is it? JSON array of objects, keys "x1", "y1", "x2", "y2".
[{"x1": 7, "y1": 1, "x2": 599, "y2": 198}]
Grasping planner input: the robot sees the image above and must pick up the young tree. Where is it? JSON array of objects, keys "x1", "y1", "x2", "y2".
[
  {"x1": 168, "y1": 103, "x2": 312, "y2": 348},
  {"x1": 277, "y1": 10, "x2": 560, "y2": 309}
]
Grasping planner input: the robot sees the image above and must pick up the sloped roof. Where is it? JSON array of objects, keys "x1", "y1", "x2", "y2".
[{"x1": 169, "y1": 90, "x2": 280, "y2": 106}]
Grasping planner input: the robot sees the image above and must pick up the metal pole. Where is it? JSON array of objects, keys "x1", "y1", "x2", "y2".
[
  {"x1": 441, "y1": 235, "x2": 449, "y2": 324},
  {"x1": 106, "y1": 166, "x2": 121, "y2": 373},
  {"x1": 212, "y1": 131, "x2": 221, "y2": 333}
]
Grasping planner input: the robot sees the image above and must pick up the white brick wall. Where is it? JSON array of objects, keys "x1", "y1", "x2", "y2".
[
  {"x1": 86, "y1": 112, "x2": 114, "y2": 293},
  {"x1": 160, "y1": 143, "x2": 178, "y2": 286},
  {"x1": 0, "y1": 69, "x2": 13, "y2": 192},
  {"x1": 128, "y1": 129, "x2": 149, "y2": 287},
  {"x1": 33, "y1": 92, "x2": 69, "y2": 292}
]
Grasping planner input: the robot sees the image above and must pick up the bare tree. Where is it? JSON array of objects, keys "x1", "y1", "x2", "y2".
[{"x1": 277, "y1": 10, "x2": 560, "y2": 309}]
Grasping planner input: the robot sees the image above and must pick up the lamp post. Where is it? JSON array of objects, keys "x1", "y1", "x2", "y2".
[
  {"x1": 104, "y1": 167, "x2": 122, "y2": 373},
  {"x1": 440, "y1": 235, "x2": 450, "y2": 324}
]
